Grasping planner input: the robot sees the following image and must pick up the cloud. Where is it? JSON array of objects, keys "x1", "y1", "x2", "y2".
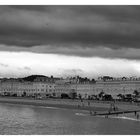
[
  {"x1": 0, "y1": 51, "x2": 140, "y2": 78},
  {"x1": 0, "y1": 6, "x2": 140, "y2": 60},
  {"x1": 1, "y1": 44, "x2": 140, "y2": 60},
  {"x1": 0, "y1": 63, "x2": 8, "y2": 67},
  {"x1": 24, "y1": 66, "x2": 31, "y2": 71},
  {"x1": 61, "y1": 68, "x2": 84, "y2": 77},
  {"x1": 0, "y1": 6, "x2": 140, "y2": 48}
]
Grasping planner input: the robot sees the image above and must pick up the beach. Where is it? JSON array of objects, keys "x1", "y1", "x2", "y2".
[{"x1": 0, "y1": 97, "x2": 139, "y2": 113}]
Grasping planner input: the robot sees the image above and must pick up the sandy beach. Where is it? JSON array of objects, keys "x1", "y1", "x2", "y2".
[
  {"x1": 0, "y1": 97, "x2": 139, "y2": 113},
  {"x1": 0, "y1": 97, "x2": 109, "y2": 112}
]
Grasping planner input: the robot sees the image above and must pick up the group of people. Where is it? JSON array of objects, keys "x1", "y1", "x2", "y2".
[
  {"x1": 78, "y1": 100, "x2": 140, "y2": 120},
  {"x1": 77, "y1": 99, "x2": 91, "y2": 108}
]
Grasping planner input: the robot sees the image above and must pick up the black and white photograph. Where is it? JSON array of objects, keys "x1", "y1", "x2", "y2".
[{"x1": 0, "y1": 2, "x2": 140, "y2": 135}]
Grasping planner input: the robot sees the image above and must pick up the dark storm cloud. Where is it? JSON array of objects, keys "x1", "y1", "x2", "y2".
[
  {"x1": 9, "y1": 5, "x2": 48, "y2": 12},
  {"x1": 1, "y1": 6, "x2": 140, "y2": 58}
]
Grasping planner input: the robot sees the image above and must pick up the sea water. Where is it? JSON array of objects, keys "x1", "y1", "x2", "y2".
[{"x1": 0, "y1": 103, "x2": 139, "y2": 135}]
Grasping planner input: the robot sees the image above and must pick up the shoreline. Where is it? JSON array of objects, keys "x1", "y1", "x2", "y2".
[{"x1": 0, "y1": 97, "x2": 140, "y2": 124}]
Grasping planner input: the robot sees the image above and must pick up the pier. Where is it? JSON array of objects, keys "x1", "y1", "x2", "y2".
[{"x1": 91, "y1": 110, "x2": 140, "y2": 116}]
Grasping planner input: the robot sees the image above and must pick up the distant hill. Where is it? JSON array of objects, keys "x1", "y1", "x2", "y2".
[{"x1": 22, "y1": 75, "x2": 48, "y2": 82}]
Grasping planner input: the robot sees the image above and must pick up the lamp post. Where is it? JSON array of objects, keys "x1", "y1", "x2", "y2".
[{"x1": 123, "y1": 87, "x2": 125, "y2": 94}]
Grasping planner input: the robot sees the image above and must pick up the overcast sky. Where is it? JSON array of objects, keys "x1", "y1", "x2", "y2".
[{"x1": 1, "y1": 5, "x2": 140, "y2": 78}]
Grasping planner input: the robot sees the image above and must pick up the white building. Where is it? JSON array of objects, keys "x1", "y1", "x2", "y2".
[
  {"x1": 70, "y1": 83, "x2": 94, "y2": 98},
  {"x1": 95, "y1": 77, "x2": 140, "y2": 98},
  {"x1": 1, "y1": 76, "x2": 140, "y2": 99},
  {"x1": 54, "y1": 77, "x2": 140, "y2": 99},
  {"x1": 0, "y1": 80, "x2": 55, "y2": 97},
  {"x1": 55, "y1": 78, "x2": 95, "y2": 98}
]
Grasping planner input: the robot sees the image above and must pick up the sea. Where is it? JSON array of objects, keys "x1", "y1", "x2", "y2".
[{"x1": 0, "y1": 103, "x2": 139, "y2": 135}]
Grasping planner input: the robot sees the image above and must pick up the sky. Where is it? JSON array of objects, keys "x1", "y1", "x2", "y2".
[{"x1": 1, "y1": 5, "x2": 140, "y2": 78}]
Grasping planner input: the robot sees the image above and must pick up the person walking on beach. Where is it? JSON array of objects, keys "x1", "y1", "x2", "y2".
[
  {"x1": 88, "y1": 101, "x2": 90, "y2": 107},
  {"x1": 115, "y1": 106, "x2": 118, "y2": 111},
  {"x1": 134, "y1": 111, "x2": 137, "y2": 116},
  {"x1": 80, "y1": 98, "x2": 84, "y2": 107},
  {"x1": 78, "y1": 104, "x2": 80, "y2": 108},
  {"x1": 105, "y1": 115, "x2": 108, "y2": 118},
  {"x1": 136, "y1": 113, "x2": 139, "y2": 120},
  {"x1": 89, "y1": 110, "x2": 92, "y2": 115},
  {"x1": 113, "y1": 106, "x2": 116, "y2": 112}
]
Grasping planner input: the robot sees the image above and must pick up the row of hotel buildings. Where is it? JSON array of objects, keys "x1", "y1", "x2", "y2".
[{"x1": 0, "y1": 76, "x2": 140, "y2": 99}]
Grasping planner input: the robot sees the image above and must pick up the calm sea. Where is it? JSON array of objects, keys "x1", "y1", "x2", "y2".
[{"x1": 0, "y1": 103, "x2": 139, "y2": 135}]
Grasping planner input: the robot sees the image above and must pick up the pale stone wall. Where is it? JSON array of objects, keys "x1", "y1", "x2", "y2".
[
  {"x1": 95, "y1": 79, "x2": 140, "y2": 98},
  {"x1": 70, "y1": 84, "x2": 94, "y2": 98},
  {"x1": 55, "y1": 83, "x2": 71, "y2": 97},
  {"x1": 1, "y1": 78, "x2": 140, "y2": 99},
  {"x1": 0, "y1": 81, "x2": 55, "y2": 97}
]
